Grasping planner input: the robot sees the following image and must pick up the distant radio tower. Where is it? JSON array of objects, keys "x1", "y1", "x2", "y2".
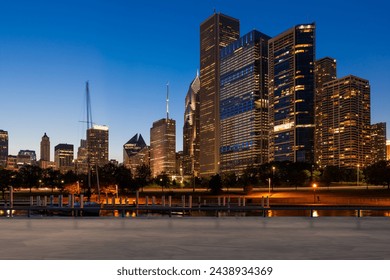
[{"x1": 166, "y1": 82, "x2": 169, "y2": 120}]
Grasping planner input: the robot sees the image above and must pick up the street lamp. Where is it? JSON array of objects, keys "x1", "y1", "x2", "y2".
[
  {"x1": 312, "y1": 183, "x2": 317, "y2": 203},
  {"x1": 272, "y1": 166, "x2": 276, "y2": 191},
  {"x1": 268, "y1": 178, "x2": 271, "y2": 195},
  {"x1": 357, "y1": 164, "x2": 360, "y2": 187}
]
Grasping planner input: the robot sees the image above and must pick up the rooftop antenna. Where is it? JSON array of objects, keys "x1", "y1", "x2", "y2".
[{"x1": 166, "y1": 82, "x2": 170, "y2": 120}]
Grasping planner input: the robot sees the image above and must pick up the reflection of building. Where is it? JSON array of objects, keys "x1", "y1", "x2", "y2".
[
  {"x1": 150, "y1": 118, "x2": 176, "y2": 178},
  {"x1": 123, "y1": 133, "x2": 150, "y2": 175},
  {"x1": 87, "y1": 125, "x2": 109, "y2": 167},
  {"x1": 220, "y1": 30, "x2": 270, "y2": 175},
  {"x1": 17, "y1": 150, "x2": 37, "y2": 166},
  {"x1": 371, "y1": 122, "x2": 387, "y2": 163},
  {"x1": 315, "y1": 57, "x2": 337, "y2": 164},
  {"x1": 268, "y1": 24, "x2": 316, "y2": 163},
  {"x1": 0, "y1": 130, "x2": 8, "y2": 168},
  {"x1": 316, "y1": 75, "x2": 371, "y2": 168},
  {"x1": 183, "y1": 73, "x2": 200, "y2": 176},
  {"x1": 387, "y1": 140, "x2": 390, "y2": 161},
  {"x1": 199, "y1": 12, "x2": 240, "y2": 177},
  {"x1": 55, "y1": 144, "x2": 74, "y2": 173}
]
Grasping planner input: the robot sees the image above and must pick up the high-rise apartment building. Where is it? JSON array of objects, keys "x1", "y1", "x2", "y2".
[
  {"x1": 0, "y1": 130, "x2": 8, "y2": 168},
  {"x1": 87, "y1": 125, "x2": 109, "y2": 167},
  {"x1": 371, "y1": 122, "x2": 387, "y2": 163},
  {"x1": 150, "y1": 118, "x2": 176, "y2": 178},
  {"x1": 219, "y1": 30, "x2": 270, "y2": 175},
  {"x1": 54, "y1": 143, "x2": 74, "y2": 173},
  {"x1": 316, "y1": 75, "x2": 371, "y2": 168},
  {"x1": 39, "y1": 133, "x2": 51, "y2": 168},
  {"x1": 387, "y1": 140, "x2": 390, "y2": 161},
  {"x1": 183, "y1": 72, "x2": 200, "y2": 177},
  {"x1": 315, "y1": 57, "x2": 337, "y2": 163},
  {"x1": 268, "y1": 24, "x2": 316, "y2": 163},
  {"x1": 123, "y1": 133, "x2": 150, "y2": 175},
  {"x1": 199, "y1": 13, "x2": 240, "y2": 177}
]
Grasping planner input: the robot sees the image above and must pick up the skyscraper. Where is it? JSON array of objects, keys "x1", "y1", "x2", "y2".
[
  {"x1": 317, "y1": 75, "x2": 371, "y2": 168},
  {"x1": 87, "y1": 125, "x2": 109, "y2": 167},
  {"x1": 219, "y1": 30, "x2": 270, "y2": 175},
  {"x1": 315, "y1": 57, "x2": 337, "y2": 163},
  {"x1": 150, "y1": 118, "x2": 176, "y2": 178},
  {"x1": 371, "y1": 122, "x2": 387, "y2": 163},
  {"x1": 199, "y1": 13, "x2": 240, "y2": 177},
  {"x1": 183, "y1": 72, "x2": 200, "y2": 177},
  {"x1": 54, "y1": 143, "x2": 74, "y2": 173},
  {"x1": 39, "y1": 132, "x2": 50, "y2": 168},
  {"x1": 123, "y1": 133, "x2": 150, "y2": 175},
  {"x1": 386, "y1": 140, "x2": 390, "y2": 161},
  {"x1": 0, "y1": 130, "x2": 8, "y2": 168},
  {"x1": 268, "y1": 24, "x2": 316, "y2": 163},
  {"x1": 75, "y1": 139, "x2": 88, "y2": 174}
]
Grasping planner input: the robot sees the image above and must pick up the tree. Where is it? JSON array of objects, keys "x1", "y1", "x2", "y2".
[
  {"x1": 241, "y1": 165, "x2": 258, "y2": 192},
  {"x1": 156, "y1": 172, "x2": 170, "y2": 192},
  {"x1": 0, "y1": 168, "x2": 15, "y2": 202},
  {"x1": 17, "y1": 165, "x2": 42, "y2": 192},
  {"x1": 209, "y1": 174, "x2": 222, "y2": 194},
  {"x1": 222, "y1": 172, "x2": 237, "y2": 193},
  {"x1": 135, "y1": 164, "x2": 151, "y2": 192},
  {"x1": 42, "y1": 168, "x2": 62, "y2": 193},
  {"x1": 115, "y1": 165, "x2": 134, "y2": 193},
  {"x1": 364, "y1": 161, "x2": 390, "y2": 188}
]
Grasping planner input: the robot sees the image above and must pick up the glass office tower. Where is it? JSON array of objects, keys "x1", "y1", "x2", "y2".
[
  {"x1": 220, "y1": 30, "x2": 270, "y2": 175},
  {"x1": 268, "y1": 24, "x2": 316, "y2": 163},
  {"x1": 199, "y1": 13, "x2": 240, "y2": 177}
]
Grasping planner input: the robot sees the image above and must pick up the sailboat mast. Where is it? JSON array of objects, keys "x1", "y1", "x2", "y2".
[{"x1": 86, "y1": 81, "x2": 92, "y2": 201}]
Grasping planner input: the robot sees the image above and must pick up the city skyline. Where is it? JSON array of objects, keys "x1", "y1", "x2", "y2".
[{"x1": 1, "y1": 0, "x2": 389, "y2": 162}]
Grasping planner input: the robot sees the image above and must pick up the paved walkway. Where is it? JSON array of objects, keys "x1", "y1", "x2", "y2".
[{"x1": 1, "y1": 217, "x2": 390, "y2": 259}]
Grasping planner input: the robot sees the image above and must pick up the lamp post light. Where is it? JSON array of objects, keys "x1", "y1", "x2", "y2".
[
  {"x1": 312, "y1": 183, "x2": 317, "y2": 203},
  {"x1": 268, "y1": 178, "x2": 271, "y2": 195},
  {"x1": 357, "y1": 164, "x2": 360, "y2": 187},
  {"x1": 272, "y1": 166, "x2": 276, "y2": 191}
]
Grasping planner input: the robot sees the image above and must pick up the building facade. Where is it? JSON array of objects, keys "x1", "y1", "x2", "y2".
[
  {"x1": 54, "y1": 143, "x2": 74, "y2": 173},
  {"x1": 0, "y1": 130, "x2": 8, "y2": 168},
  {"x1": 17, "y1": 150, "x2": 37, "y2": 166},
  {"x1": 123, "y1": 133, "x2": 150, "y2": 176},
  {"x1": 268, "y1": 24, "x2": 316, "y2": 163},
  {"x1": 315, "y1": 57, "x2": 337, "y2": 164},
  {"x1": 219, "y1": 30, "x2": 270, "y2": 175},
  {"x1": 87, "y1": 125, "x2": 109, "y2": 167},
  {"x1": 150, "y1": 118, "x2": 176, "y2": 178},
  {"x1": 199, "y1": 13, "x2": 240, "y2": 177},
  {"x1": 183, "y1": 72, "x2": 201, "y2": 177},
  {"x1": 387, "y1": 140, "x2": 390, "y2": 161},
  {"x1": 371, "y1": 122, "x2": 387, "y2": 163},
  {"x1": 39, "y1": 133, "x2": 51, "y2": 169},
  {"x1": 316, "y1": 75, "x2": 371, "y2": 168}
]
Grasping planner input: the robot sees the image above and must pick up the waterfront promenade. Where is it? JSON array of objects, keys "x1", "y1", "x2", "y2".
[{"x1": 1, "y1": 217, "x2": 390, "y2": 260}]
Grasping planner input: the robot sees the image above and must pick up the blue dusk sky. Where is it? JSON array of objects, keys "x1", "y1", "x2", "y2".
[{"x1": 0, "y1": 0, "x2": 389, "y2": 162}]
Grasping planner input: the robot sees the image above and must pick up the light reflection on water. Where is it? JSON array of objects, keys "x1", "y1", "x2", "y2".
[{"x1": 2, "y1": 209, "x2": 390, "y2": 218}]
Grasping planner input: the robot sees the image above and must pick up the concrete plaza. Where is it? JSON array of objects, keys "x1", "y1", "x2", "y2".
[{"x1": 0, "y1": 216, "x2": 390, "y2": 260}]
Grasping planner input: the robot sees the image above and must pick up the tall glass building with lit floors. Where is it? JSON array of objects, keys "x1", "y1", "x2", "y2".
[
  {"x1": 268, "y1": 24, "x2": 316, "y2": 163},
  {"x1": 219, "y1": 30, "x2": 270, "y2": 175}
]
